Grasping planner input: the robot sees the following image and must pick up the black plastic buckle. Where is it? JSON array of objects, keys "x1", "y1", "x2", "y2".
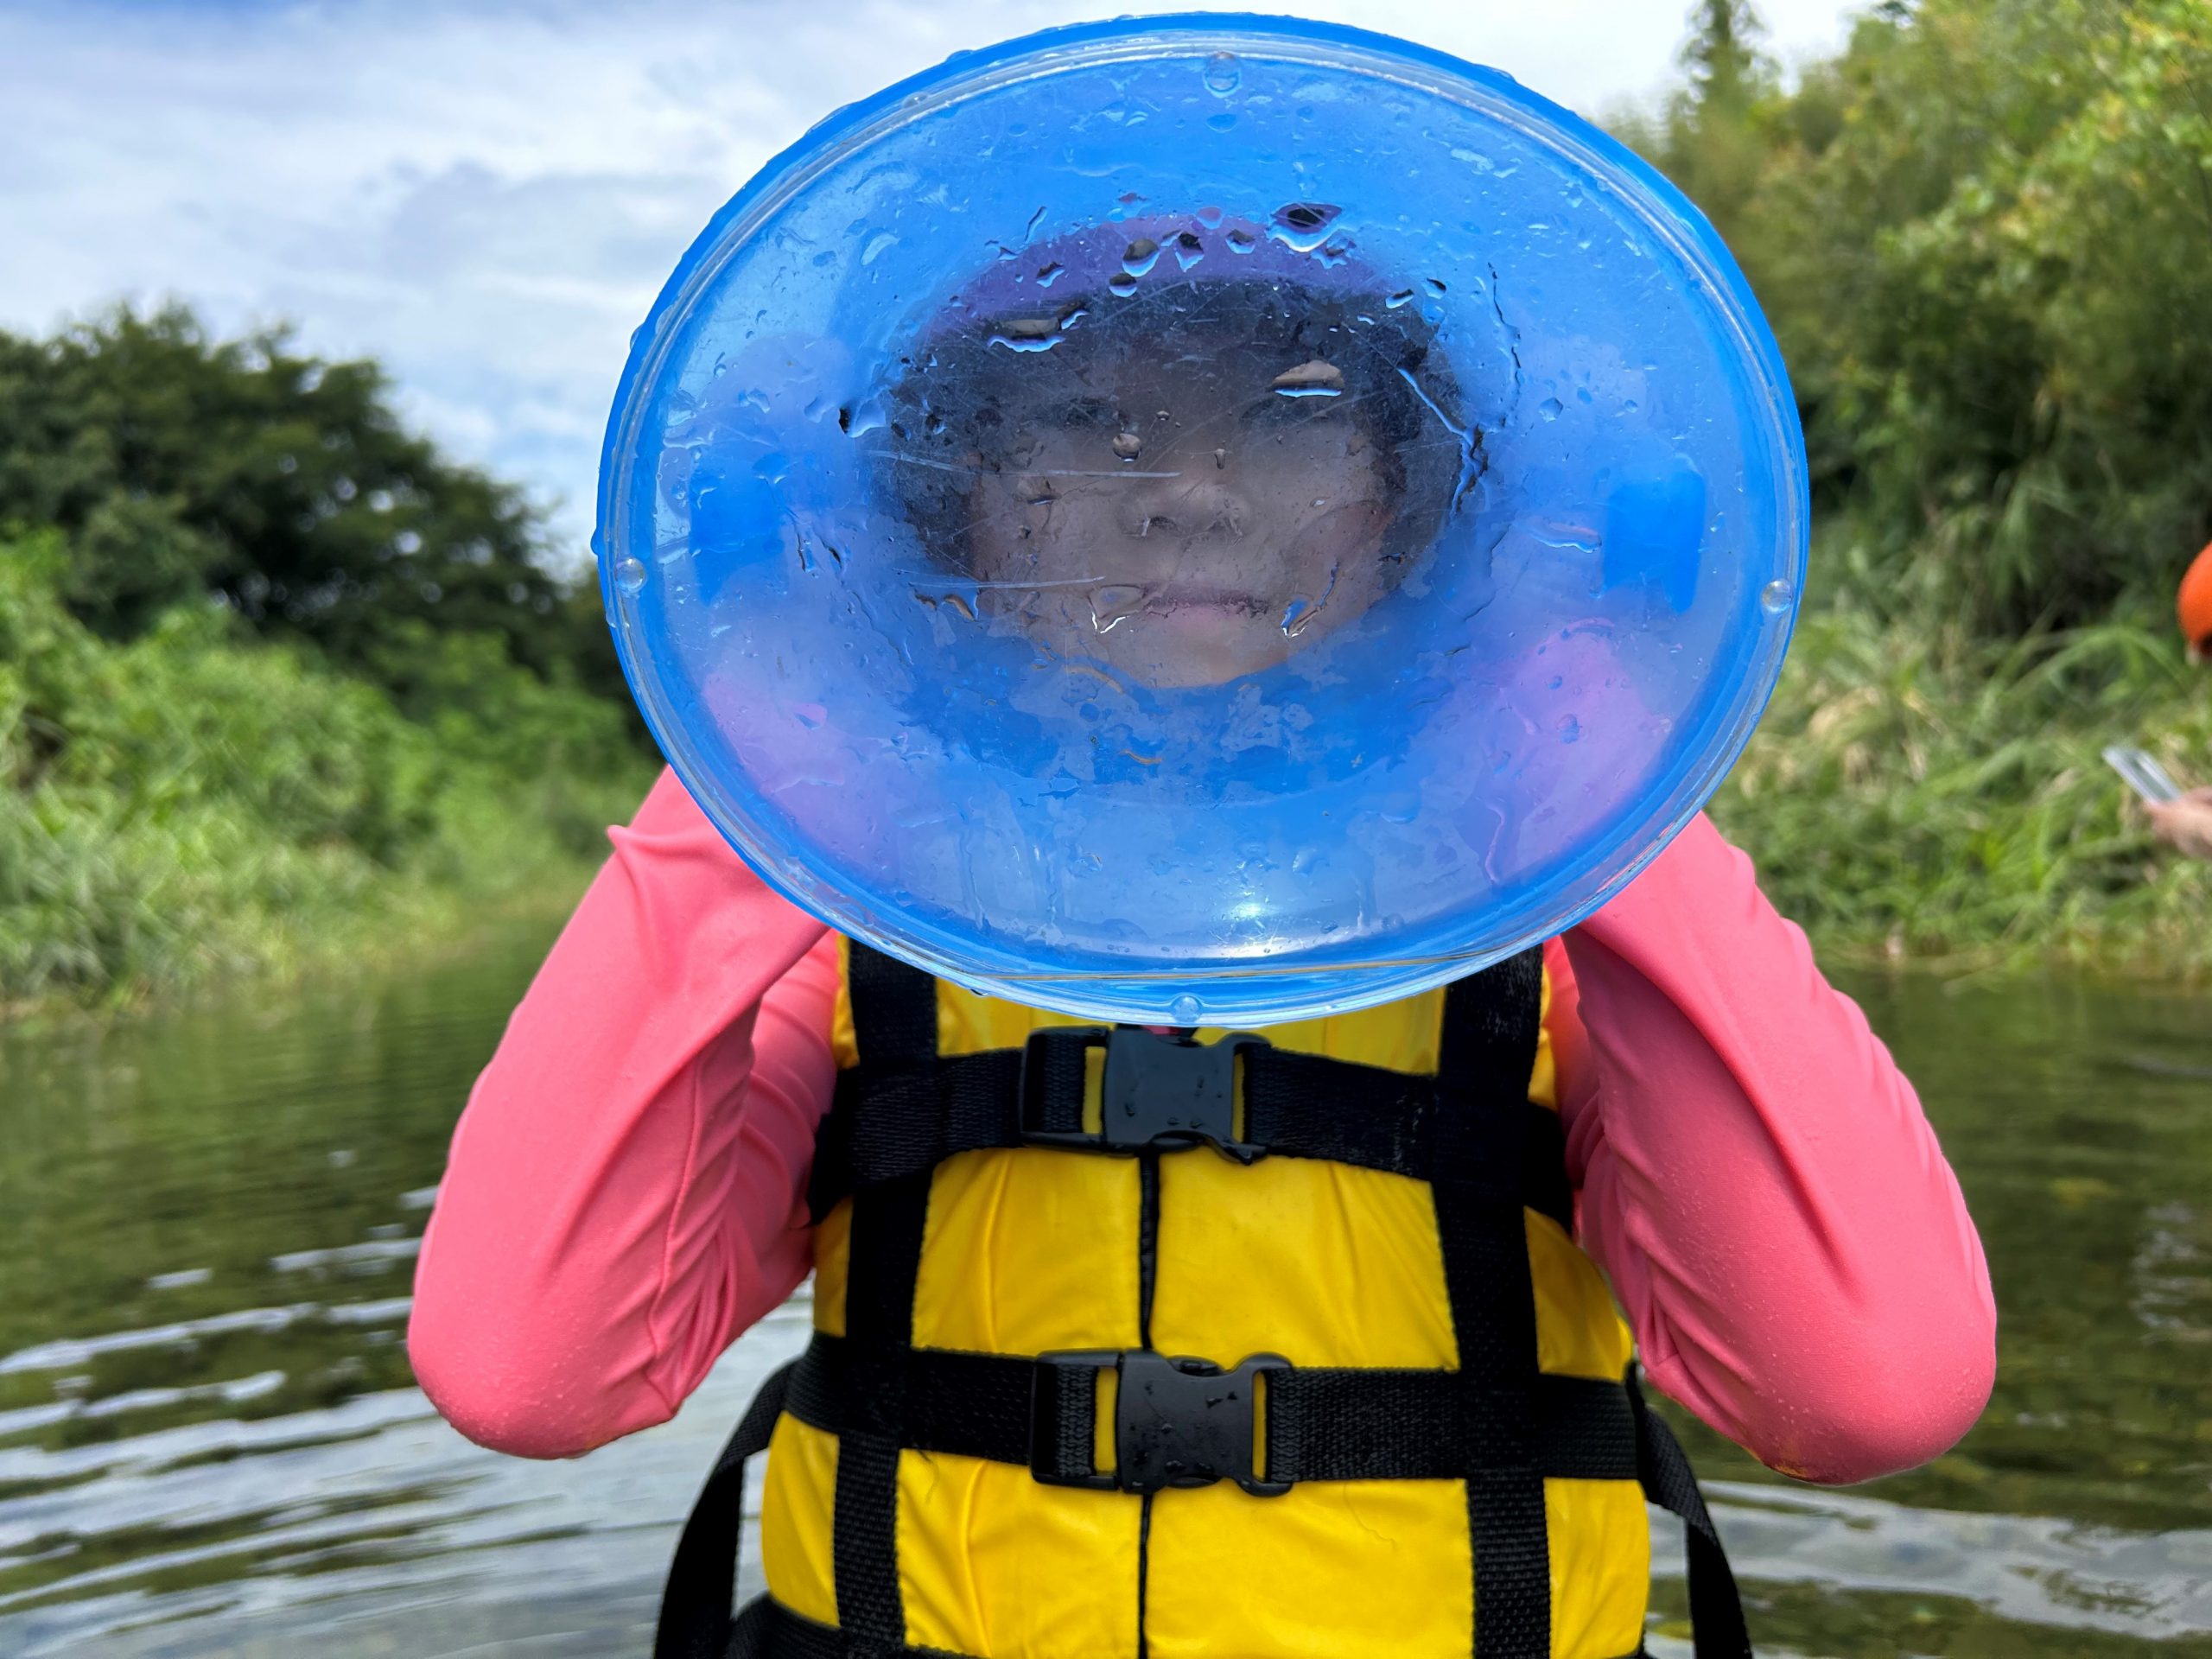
[
  {"x1": 1019, "y1": 1027, "x2": 1268, "y2": 1162},
  {"x1": 1030, "y1": 1350, "x2": 1291, "y2": 1497}
]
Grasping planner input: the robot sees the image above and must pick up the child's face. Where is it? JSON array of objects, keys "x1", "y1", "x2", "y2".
[{"x1": 961, "y1": 352, "x2": 1401, "y2": 689}]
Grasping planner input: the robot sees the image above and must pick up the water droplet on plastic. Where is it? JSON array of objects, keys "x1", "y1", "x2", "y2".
[
  {"x1": 1090, "y1": 584, "x2": 1147, "y2": 632},
  {"x1": 1558, "y1": 715, "x2": 1582, "y2": 744},
  {"x1": 1203, "y1": 52, "x2": 1240, "y2": 94},
  {"x1": 1109, "y1": 273, "x2": 1139, "y2": 297},
  {"x1": 1537, "y1": 397, "x2": 1563, "y2": 422},
  {"x1": 1225, "y1": 228, "x2": 1257, "y2": 255},
  {"x1": 1761, "y1": 579, "x2": 1796, "y2": 615},
  {"x1": 1548, "y1": 674, "x2": 1564, "y2": 690},
  {"x1": 1197, "y1": 204, "x2": 1224, "y2": 228},
  {"x1": 839, "y1": 397, "x2": 886, "y2": 437},
  {"x1": 1036, "y1": 261, "x2": 1065, "y2": 287},
  {"x1": 613, "y1": 557, "x2": 647, "y2": 595},
  {"x1": 1207, "y1": 111, "x2": 1236, "y2": 133},
  {"x1": 1122, "y1": 238, "x2": 1160, "y2": 278},
  {"x1": 1111, "y1": 431, "x2": 1143, "y2": 461},
  {"x1": 1171, "y1": 231, "x2": 1205, "y2": 271},
  {"x1": 988, "y1": 317, "x2": 1065, "y2": 353},
  {"x1": 1281, "y1": 594, "x2": 1326, "y2": 636},
  {"x1": 1169, "y1": 993, "x2": 1202, "y2": 1026},
  {"x1": 1314, "y1": 235, "x2": 1355, "y2": 268},
  {"x1": 1271, "y1": 360, "x2": 1344, "y2": 398},
  {"x1": 1385, "y1": 289, "x2": 1416, "y2": 309},
  {"x1": 1270, "y1": 201, "x2": 1342, "y2": 252},
  {"x1": 1526, "y1": 520, "x2": 1599, "y2": 556},
  {"x1": 861, "y1": 231, "x2": 898, "y2": 266}
]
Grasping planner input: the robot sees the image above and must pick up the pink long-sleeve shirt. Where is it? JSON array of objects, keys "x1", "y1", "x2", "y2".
[{"x1": 410, "y1": 767, "x2": 1995, "y2": 1485}]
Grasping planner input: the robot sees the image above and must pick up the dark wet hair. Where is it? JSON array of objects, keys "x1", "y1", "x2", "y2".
[{"x1": 873, "y1": 275, "x2": 1467, "y2": 576}]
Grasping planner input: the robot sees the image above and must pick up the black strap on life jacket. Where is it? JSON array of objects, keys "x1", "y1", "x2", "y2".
[
  {"x1": 808, "y1": 1026, "x2": 1575, "y2": 1231},
  {"x1": 654, "y1": 1362, "x2": 1752, "y2": 1659},
  {"x1": 656, "y1": 943, "x2": 1754, "y2": 1659},
  {"x1": 826, "y1": 944, "x2": 937, "y2": 1652},
  {"x1": 1630, "y1": 1369, "x2": 1754, "y2": 1657},
  {"x1": 654, "y1": 1358, "x2": 792, "y2": 1659},
  {"x1": 1428, "y1": 947, "x2": 1539, "y2": 1655},
  {"x1": 779, "y1": 1330, "x2": 1643, "y2": 1485}
]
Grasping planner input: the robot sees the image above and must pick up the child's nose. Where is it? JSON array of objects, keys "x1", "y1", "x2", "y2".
[{"x1": 1118, "y1": 471, "x2": 1252, "y2": 540}]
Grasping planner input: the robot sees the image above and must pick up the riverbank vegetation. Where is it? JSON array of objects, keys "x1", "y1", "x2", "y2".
[
  {"x1": 0, "y1": 312, "x2": 653, "y2": 1014},
  {"x1": 1652, "y1": 0, "x2": 2212, "y2": 971},
  {"x1": 5, "y1": 0, "x2": 2209, "y2": 1015},
  {"x1": 1715, "y1": 572, "x2": 2210, "y2": 970}
]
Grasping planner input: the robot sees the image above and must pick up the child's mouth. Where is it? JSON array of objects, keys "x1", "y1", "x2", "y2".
[
  {"x1": 1154, "y1": 585, "x2": 1262, "y2": 613},
  {"x1": 1085, "y1": 582, "x2": 1266, "y2": 634}
]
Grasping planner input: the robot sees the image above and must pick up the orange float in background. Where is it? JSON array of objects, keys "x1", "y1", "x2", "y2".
[{"x1": 2182, "y1": 537, "x2": 2212, "y2": 661}]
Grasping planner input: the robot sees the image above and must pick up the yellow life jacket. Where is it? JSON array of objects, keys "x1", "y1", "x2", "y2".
[{"x1": 656, "y1": 943, "x2": 1748, "y2": 1659}]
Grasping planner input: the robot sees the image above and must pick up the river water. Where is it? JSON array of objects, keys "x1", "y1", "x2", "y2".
[{"x1": 1, "y1": 925, "x2": 2208, "y2": 1656}]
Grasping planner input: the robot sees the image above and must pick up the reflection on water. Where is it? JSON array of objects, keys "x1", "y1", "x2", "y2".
[{"x1": 0, "y1": 930, "x2": 2208, "y2": 1656}]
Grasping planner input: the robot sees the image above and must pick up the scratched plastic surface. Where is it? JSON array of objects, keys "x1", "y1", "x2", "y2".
[{"x1": 595, "y1": 15, "x2": 1808, "y2": 1025}]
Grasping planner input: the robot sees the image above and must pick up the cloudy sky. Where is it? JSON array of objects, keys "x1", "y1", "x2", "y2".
[{"x1": 0, "y1": 0, "x2": 1859, "y2": 563}]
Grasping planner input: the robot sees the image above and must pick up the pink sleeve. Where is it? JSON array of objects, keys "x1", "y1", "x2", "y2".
[
  {"x1": 409, "y1": 768, "x2": 835, "y2": 1459},
  {"x1": 1548, "y1": 815, "x2": 1997, "y2": 1484}
]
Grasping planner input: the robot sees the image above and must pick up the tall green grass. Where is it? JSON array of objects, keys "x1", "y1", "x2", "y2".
[
  {"x1": 0, "y1": 535, "x2": 653, "y2": 1014},
  {"x1": 1714, "y1": 532, "x2": 2212, "y2": 973}
]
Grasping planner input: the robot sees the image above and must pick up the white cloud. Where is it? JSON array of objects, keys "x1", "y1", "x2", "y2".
[{"x1": 0, "y1": 0, "x2": 1859, "y2": 566}]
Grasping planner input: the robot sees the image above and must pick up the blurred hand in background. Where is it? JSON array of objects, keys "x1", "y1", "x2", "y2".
[{"x1": 2146, "y1": 787, "x2": 2212, "y2": 861}]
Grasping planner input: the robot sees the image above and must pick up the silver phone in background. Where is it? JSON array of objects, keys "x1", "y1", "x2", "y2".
[{"x1": 2103, "y1": 746, "x2": 2183, "y2": 804}]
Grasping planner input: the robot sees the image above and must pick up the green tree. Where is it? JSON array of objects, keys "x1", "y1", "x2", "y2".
[
  {"x1": 0, "y1": 306, "x2": 623, "y2": 711},
  {"x1": 1640, "y1": 0, "x2": 2212, "y2": 636},
  {"x1": 1682, "y1": 0, "x2": 1765, "y2": 111},
  {"x1": 1621, "y1": 1, "x2": 1782, "y2": 245}
]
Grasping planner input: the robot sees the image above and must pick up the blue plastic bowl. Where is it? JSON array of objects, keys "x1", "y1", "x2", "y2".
[{"x1": 596, "y1": 13, "x2": 1808, "y2": 1026}]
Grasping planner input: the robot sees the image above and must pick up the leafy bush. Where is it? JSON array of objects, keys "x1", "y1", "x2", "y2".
[
  {"x1": 1630, "y1": 0, "x2": 2212, "y2": 635},
  {"x1": 0, "y1": 303, "x2": 659, "y2": 1011},
  {"x1": 0, "y1": 535, "x2": 650, "y2": 1008}
]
